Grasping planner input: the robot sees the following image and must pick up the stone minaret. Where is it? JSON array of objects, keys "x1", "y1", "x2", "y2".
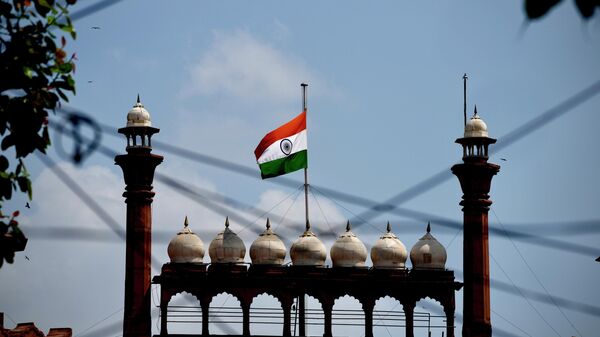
[
  {"x1": 115, "y1": 96, "x2": 163, "y2": 337},
  {"x1": 451, "y1": 107, "x2": 500, "y2": 337}
]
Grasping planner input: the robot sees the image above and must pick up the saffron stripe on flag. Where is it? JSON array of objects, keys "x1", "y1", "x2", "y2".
[
  {"x1": 254, "y1": 111, "x2": 306, "y2": 159},
  {"x1": 258, "y1": 150, "x2": 307, "y2": 179}
]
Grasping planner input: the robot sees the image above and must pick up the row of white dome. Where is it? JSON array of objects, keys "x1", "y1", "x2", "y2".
[{"x1": 168, "y1": 217, "x2": 447, "y2": 270}]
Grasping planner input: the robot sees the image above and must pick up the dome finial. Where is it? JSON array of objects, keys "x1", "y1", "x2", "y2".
[
  {"x1": 346, "y1": 220, "x2": 351, "y2": 232},
  {"x1": 184, "y1": 215, "x2": 189, "y2": 228},
  {"x1": 137, "y1": 93, "x2": 141, "y2": 104},
  {"x1": 474, "y1": 105, "x2": 478, "y2": 116},
  {"x1": 266, "y1": 218, "x2": 271, "y2": 229},
  {"x1": 225, "y1": 216, "x2": 230, "y2": 228},
  {"x1": 305, "y1": 219, "x2": 311, "y2": 231},
  {"x1": 427, "y1": 221, "x2": 431, "y2": 233},
  {"x1": 386, "y1": 221, "x2": 391, "y2": 233}
]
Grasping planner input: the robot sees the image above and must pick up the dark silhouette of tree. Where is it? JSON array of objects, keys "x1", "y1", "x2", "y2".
[
  {"x1": 525, "y1": 0, "x2": 599, "y2": 20},
  {"x1": 0, "y1": 0, "x2": 77, "y2": 267}
]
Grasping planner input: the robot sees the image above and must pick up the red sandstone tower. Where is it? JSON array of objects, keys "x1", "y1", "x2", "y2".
[
  {"x1": 451, "y1": 107, "x2": 499, "y2": 337},
  {"x1": 116, "y1": 97, "x2": 163, "y2": 337}
]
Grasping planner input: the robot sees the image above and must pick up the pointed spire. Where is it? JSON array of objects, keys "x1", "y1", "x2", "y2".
[
  {"x1": 346, "y1": 220, "x2": 351, "y2": 232},
  {"x1": 137, "y1": 93, "x2": 141, "y2": 104},
  {"x1": 225, "y1": 216, "x2": 230, "y2": 228},
  {"x1": 184, "y1": 215, "x2": 189, "y2": 228},
  {"x1": 427, "y1": 221, "x2": 431, "y2": 233},
  {"x1": 386, "y1": 221, "x2": 391, "y2": 233},
  {"x1": 474, "y1": 105, "x2": 478, "y2": 116},
  {"x1": 266, "y1": 218, "x2": 271, "y2": 229}
]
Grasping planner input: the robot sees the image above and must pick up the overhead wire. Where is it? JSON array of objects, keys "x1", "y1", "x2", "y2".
[
  {"x1": 41, "y1": 78, "x2": 600, "y2": 337},
  {"x1": 76, "y1": 307, "x2": 123, "y2": 337},
  {"x1": 491, "y1": 309, "x2": 534, "y2": 337},
  {"x1": 35, "y1": 153, "x2": 164, "y2": 271},
  {"x1": 491, "y1": 208, "x2": 585, "y2": 337},
  {"x1": 44, "y1": 120, "x2": 600, "y2": 320},
  {"x1": 490, "y1": 254, "x2": 562, "y2": 337},
  {"x1": 349, "y1": 78, "x2": 600, "y2": 226}
]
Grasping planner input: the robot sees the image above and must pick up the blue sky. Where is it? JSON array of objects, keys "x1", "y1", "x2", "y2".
[{"x1": 1, "y1": 1, "x2": 599, "y2": 336}]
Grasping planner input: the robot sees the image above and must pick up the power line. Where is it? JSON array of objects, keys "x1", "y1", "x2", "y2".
[
  {"x1": 39, "y1": 128, "x2": 600, "y2": 320},
  {"x1": 350, "y1": 78, "x2": 600, "y2": 225},
  {"x1": 35, "y1": 153, "x2": 163, "y2": 271},
  {"x1": 492, "y1": 209, "x2": 585, "y2": 337},
  {"x1": 70, "y1": 0, "x2": 126, "y2": 22},
  {"x1": 76, "y1": 307, "x2": 123, "y2": 337},
  {"x1": 490, "y1": 254, "x2": 562, "y2": 337}
]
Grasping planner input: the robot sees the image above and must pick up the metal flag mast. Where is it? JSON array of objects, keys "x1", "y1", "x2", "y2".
[
  {"x1": 299, "y1": 83, "x2": 308, "y2": 337},
  {"x1": 301, "y1": 83, "x2": 309, "y2": 228}
]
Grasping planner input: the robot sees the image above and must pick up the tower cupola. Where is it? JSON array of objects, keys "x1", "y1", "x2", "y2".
[
  {"x1": 456, "y1": 106, "x2": 496, "y2": 163},
  {"x1": 119, "y1": 95, "x2": 159, "y2": 150}
]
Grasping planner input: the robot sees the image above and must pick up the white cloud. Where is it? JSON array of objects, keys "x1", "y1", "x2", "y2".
[{"x1": 184, "y1": 30, "x2": 332, "y2": 105}]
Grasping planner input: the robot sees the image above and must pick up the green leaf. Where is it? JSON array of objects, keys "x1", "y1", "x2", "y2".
[
  {"x1": 0, "y1": 156, "x2": 8, "y2": 171},
  {"x1": 17, "y1": 176, "x2": 30, "y2": 195}
]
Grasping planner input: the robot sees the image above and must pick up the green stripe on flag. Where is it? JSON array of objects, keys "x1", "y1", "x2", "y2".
[{"x1": 259, "y1": 150, "x2": 308, "y2": 179}]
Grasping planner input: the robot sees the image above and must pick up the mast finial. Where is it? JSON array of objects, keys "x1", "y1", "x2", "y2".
[
  {"x1": 305, "y1": 220, "x2": 311, "y2": 231},
  {"x1": 225, "y1": 216, "x2": 230, "y2": 228},
  {"x1": 184, "y1": 215, "x2": 189, "y2": 227},
  {"x1": 346, "y1": 220, "x2": 351, "y2": 232},
  {"x1": 463, "y1": 73, "x2": 468, "y2": 127},
  {"x1": 386, "y1": 221, "x2": 391, "y2": 233},
  {"x1": 427, "y1": 221, "x2": 431, "y2": 233},
  {"x1": 266, "y1": 218, "x2": 271, "y2": 229}
]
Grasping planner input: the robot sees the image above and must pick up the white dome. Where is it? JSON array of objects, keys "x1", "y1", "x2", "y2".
[
  {"x1": 126, "y1": 95, "x2": 152, "y2": 127},
  {"x1": 290, "y1": 222, "x2": 327, "y2": 267},
  {"x1": 410, "y1": 222, "x2": 447, "y2": 270},
  {"x1": 250, "y1": 219, "x2": 286, "y2": 265},
  {"x1": 464, "y1": 107, "x2": 488, "y2": 138},
  {"x1": 208, "y1": 217, "x2": 246, "y2": 264},
  {"x1": 371, "y1": 222, "x2": 408, "y2": 269},
  {"x1": 167, "y1": 216, "x2": 205, "y2": 263},
  {"x1": 330, "y1": 221, "x2": 367, "y2": 267}
]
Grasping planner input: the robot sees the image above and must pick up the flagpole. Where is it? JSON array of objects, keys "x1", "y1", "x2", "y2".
[
  {"x1": 301, "y1": 83, "x2": 309, "y2": 228},
  {"x1": 299, "y1": 82, "x2": 308, "y2": 337}
]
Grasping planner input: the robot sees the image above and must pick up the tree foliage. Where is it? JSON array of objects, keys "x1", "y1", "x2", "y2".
[
  {"x1": 525, "y1": 0, "x2": 600, "y2": 20},
  {"x1": 0, "y1": 0, "x2": 77, "y2": 267}
]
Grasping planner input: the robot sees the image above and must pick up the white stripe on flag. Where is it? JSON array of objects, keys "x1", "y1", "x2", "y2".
[{"x1": 256, "y1": 130, "x2": 307, "y2": 164}]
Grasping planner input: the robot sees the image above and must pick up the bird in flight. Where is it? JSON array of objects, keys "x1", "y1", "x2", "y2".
[
  {"x1": 25, "y1": 202, "x2": 30, "y2": 209},
  {"x1": 91, "y1": 26, "x2": 101, "y2": 30}
]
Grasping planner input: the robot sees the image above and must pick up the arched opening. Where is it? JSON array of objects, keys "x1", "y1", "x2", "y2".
[
  {"x1": 332, "y1": 295, "x2": 363, "y2": 337},
  {"x1": 166, "y1": 291, "x2": 202, "y2": 335},
  {"x1": 250, "y1": 293, "x2": 283, "y2": 336},
  {"x1": 209, "y1": 292, "x2": 243, "y2": 335},
  {"x1": 294, "y1": 295, "x2": 323, "y2": 337},
  {"x1": 373, "y1": 296, "x2": 404, "y2": 337},
  {"x1": 414, "y1": 298, "x2": 448, "y2": 337}
]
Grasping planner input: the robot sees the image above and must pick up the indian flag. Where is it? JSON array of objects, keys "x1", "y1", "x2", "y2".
[{"x1": 254, "y1": 111, "x2": 307, "y2": 179}]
